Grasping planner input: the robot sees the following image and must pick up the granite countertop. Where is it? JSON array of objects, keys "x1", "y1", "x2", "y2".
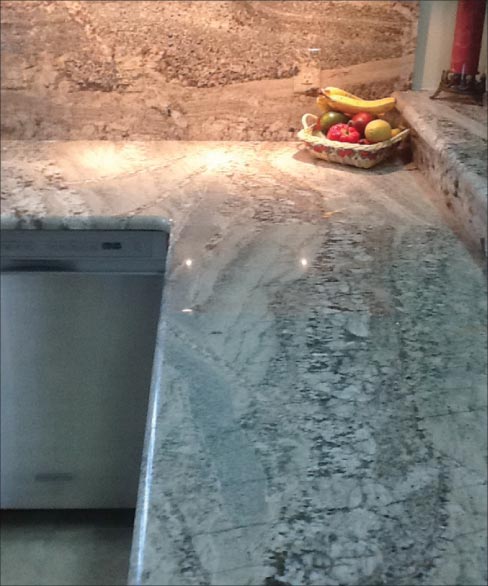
[{"x1": 1, "y1": 141, "x2": 486, "y2": 586}]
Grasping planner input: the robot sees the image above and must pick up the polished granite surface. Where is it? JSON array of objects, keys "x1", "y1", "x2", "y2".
[{"x1": 1, "y1": 141, "x2": 487, "y2": 586}]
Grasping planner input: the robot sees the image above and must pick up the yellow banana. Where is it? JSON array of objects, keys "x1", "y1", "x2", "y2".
[
  {"x1": 316, "y1": 95, "x2": 331, "y2": 113},
  {"x1": 322, "y1": 86, "x2": 362, "y2": 101},
  {"x1": 322, "y1": 88, "x2": 396, "y2": 115}
]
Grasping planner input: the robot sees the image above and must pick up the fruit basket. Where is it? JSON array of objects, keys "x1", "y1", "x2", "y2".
[{"x1": 298, "y1": 113, "x2": 410, "y2": 169}]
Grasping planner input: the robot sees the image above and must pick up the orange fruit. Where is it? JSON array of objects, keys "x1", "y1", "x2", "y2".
[
  {"x1": 391, "y1": 128, "x2": 401, "y2": 138},
  {"x1": 365, "y1": 119, "x2": 392, "y2": 143}
]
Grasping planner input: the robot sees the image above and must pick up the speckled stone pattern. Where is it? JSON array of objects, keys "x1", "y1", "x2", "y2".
[
  {"x1": 1, "y1": 141, "x2": 486, "y2": 586},
  {"x1": 394, "y1": 91, "x2": 487, "y2": 255},
  {"x1": 0, "y1": 1, "x2": 418, "y2": 141}
]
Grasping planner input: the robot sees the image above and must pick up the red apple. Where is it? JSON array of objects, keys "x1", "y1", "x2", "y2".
[
  {"x1": 350, "y1": 112, "x2": 375, "y2": 137},
  {"x1": 326, "y1": 123, "x2": 361, "y2": 143}
]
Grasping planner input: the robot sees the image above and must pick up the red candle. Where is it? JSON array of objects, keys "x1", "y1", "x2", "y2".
[{"x1": 450, "y1": 0, "x2": 486, "y2": 75}]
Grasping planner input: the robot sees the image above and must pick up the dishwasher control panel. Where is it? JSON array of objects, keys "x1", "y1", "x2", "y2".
[
  {"x1": 0, "y1": 230, "x2": 169, "y2": 273},
  {"x1": 1, "y1": 231, "x2": 154, "y2": 258}
]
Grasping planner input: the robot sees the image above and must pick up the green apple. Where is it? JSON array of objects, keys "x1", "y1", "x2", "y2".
[{"x1": 319, "y1": 111, "x2": 348, "y2": 133}]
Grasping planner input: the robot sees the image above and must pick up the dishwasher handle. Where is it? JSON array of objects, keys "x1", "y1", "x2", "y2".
[
  {"x1": 1, "y1": 260, "x2": 164, "y2": 275},
  {"x1": 1, "y1": 261, "x2": 76, "y2": 273}
]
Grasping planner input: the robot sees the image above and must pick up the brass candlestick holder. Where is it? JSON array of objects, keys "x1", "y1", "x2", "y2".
[{"x1": 430, "y1": 70, "x2": 486, "y2": 105}]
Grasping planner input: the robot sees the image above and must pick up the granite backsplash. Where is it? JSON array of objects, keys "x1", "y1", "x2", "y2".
[{"x1": 1, "y1": 0, "x2": 418, "y2": 141}]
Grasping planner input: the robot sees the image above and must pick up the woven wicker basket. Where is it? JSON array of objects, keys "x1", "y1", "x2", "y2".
[{"x1": 297, "y1": 113, "x2": 410, "y2": 169}]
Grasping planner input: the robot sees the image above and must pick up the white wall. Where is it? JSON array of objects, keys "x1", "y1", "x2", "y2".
[{"x1": 413, "y1": 0, "x2": 487, "y2": 91}]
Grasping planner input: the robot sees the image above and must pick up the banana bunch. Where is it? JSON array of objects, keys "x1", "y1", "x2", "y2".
[{"x1": 318, "y1": 86, "x2": 396, "y2": 115}]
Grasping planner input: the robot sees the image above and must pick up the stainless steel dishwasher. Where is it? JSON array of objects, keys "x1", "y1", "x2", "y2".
[{"x1": 0, "y1": 228, "x2": 168, "y2": 509}]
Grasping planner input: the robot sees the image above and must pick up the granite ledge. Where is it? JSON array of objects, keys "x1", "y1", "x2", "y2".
[{"x1": 394, "y1": 90, "x2": 487, "y2": 254}]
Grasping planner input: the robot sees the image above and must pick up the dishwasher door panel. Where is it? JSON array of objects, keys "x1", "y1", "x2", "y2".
[{"x1": 0, "y1": 272, "x2": 163, "y2": 509}]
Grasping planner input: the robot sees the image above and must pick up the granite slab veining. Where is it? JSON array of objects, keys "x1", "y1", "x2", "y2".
[{"x1": 1, "y1": 141, "x2": 486, "y2": 586}]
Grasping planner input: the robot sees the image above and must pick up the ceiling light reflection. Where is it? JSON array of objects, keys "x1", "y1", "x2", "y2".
[
  {"x1": 203, "y1": 150, "x2": 234, "y2": 170},
  {"x1": 300, "y1": 258, "x2": 308, "y2": 267},
  {"x1": 78, "y1": 144, "x2": 142, "y2": 175}
]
